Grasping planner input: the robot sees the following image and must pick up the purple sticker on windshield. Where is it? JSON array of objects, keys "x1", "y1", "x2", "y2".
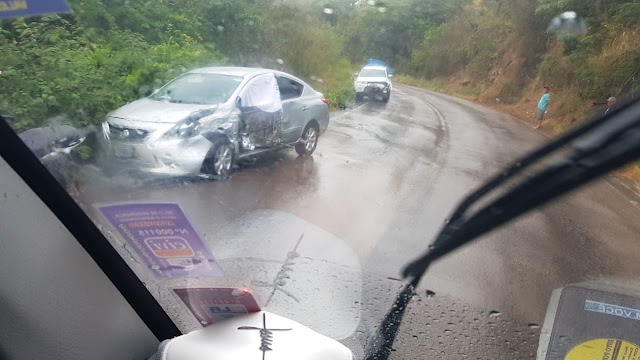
[{"x1": 99, "y1": 203, "x2": 222, "y2": 278}]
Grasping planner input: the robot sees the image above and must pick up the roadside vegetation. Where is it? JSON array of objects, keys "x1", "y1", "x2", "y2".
[
  {"x1": 0, "y1": 0, "x2": 358, "y2": 132},
  {"x1": 389, "y1": 0, "x2": 640, "y2": 185},
  {"x1": 393, "y1": 0, "x2": 639, "y2": 130},
  {"x1": 1, "y1": 0, "x2": 639, "y2": 182}
]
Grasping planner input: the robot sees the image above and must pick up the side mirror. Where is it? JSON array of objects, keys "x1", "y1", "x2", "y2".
[
  {"x1": 353, "y1": 72, "x2": 359, "y2": 78},
  {"x1": 388, "y1": 74, "x2": 394, "y2": 78},
  {"x1": 235, "y1": 96, "x2": 242, "y2": 109},
  {"x1": 0, "y1": 114, "x2": 15, "y2": 123}
]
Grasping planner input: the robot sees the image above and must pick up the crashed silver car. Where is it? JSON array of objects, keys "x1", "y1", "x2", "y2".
[{"x1": 101, "y1": 67, "x2": 329, "y2": 178}]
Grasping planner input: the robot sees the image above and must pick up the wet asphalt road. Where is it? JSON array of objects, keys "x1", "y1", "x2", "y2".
[{"x1": 77, "y1": 84, "x2": 640, "y2": 358}]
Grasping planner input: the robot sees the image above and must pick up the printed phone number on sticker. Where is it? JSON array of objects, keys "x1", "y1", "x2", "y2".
[{"x1": 138, "y1": 228, "x2": 189, "y2": 236}]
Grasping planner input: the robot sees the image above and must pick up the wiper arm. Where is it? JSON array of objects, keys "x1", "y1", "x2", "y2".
[{"x1": 365, "y1": 97, "x2": 640, "y2": 360}]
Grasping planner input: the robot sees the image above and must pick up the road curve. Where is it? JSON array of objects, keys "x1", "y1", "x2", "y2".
[
  {"x1": 348, "y1": 85, "x2": 640, "y2": 358},
  {"x1": 361, "y1": 85, "x2": 640, "y2": 317},
  {"x1": 76, "y1": 84, "x2": 640, "y2": 358}
]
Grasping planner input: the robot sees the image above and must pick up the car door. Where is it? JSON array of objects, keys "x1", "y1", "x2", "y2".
[{"x1": 276, "y1": 75, "x2": 306, "y2": 144}]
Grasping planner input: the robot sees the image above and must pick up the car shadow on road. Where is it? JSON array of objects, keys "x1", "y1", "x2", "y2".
[
  {"x1": 80, "y1": 149, "x2": 318, "y2": 193},
  {"x1": 233, "y1": 151, "x2": 318, "y2": 184},
  {"x1": 356, "y1": 99, "x2": 388, "y2": 113}
]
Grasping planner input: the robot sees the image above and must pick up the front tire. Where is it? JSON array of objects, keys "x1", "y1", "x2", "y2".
[
  {"x1": 201, "y1": 137, "x2": 234, "y2": 179},
  {"x1": 295, "y1": 123, "x2": 319, "y2": 156}
]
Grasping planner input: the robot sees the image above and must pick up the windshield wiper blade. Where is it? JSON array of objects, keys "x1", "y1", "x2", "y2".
[
  {"x1": 403, "y1": 97, "x2": 640, "y2": 280},
  {"x1": 365, "y1": 97, "x2": 640, "y2": 360}
]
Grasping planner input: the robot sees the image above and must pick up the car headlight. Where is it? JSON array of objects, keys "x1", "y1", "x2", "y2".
[
  {"x1": 165, "y1": 118, "x2": 201, "y2": 139},
  {"x1": 164, "y1": 108, "x2": 223, "y2": 139}
]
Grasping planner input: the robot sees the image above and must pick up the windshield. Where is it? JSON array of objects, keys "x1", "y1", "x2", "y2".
[
  {"x1": 359, "y1": 68, "x2": 387, "y2": 78},
  {"x1": 150, "y1": 73, "x2": 242, "y2": 105},
  {"x1": 1, "y1": 0, "x2": 640, "y2": 359}
]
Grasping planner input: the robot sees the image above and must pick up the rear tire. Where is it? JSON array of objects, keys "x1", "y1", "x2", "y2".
[
  {"x1": 295, "y1": 123, "x2": 319, "y2": 156},
  {"x1": 201, "y1": 137, "x2": 234, "y2": 179}
]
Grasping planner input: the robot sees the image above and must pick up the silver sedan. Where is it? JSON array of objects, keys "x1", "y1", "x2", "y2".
[{"x1": 102, "y1": 67, "x2": 330, "y2": 178}]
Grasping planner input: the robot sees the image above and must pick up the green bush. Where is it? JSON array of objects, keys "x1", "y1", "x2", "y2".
[
  {"x1": 317, "y1": 59, "x2": 356, "y2": 109},
  {"x1": 537, "y1": 54, "x2": 575, "y2": 89},
  {"x1": 497, "y1": 80, "x2": 526, "y2": 104},
  {"x1": 615, "y1": 3, "x2": 640, "y2": 25},
  {"x1": 562, "y1": 36, "x2": 581, "y2": 55},
  {"x1": 0, "y1": 17, "x2": 223, "y2": 132}
]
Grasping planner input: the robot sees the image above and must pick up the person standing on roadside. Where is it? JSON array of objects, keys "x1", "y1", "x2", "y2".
[
  {"x1": 534, "y1": 86, "x2": 551, "y2": 129},
  {"x1": 604, "y1": 96, "x2": 617, "y2": 116}
]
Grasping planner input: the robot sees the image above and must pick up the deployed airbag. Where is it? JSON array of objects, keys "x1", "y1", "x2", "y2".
[
  {"x1": 238, "y1": 73, "x2": 284, "y2": 148},
  {"x1": 239, "y1": 73, "x2": 282, "y2": 113}
]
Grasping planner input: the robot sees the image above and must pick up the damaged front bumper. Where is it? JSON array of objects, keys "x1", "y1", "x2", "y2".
[
  {"x1": 364, "y1": 85, "x2": 389, "y2": 94},
  {"x1": 103, "y1": 135, "x2": 216, "y2": 177},
  {"x1": 356, "y1": 83, "x2": 390, "y2": 98}
]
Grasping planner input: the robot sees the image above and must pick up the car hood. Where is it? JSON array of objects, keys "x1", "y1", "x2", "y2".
[
  {"x1": 356, "y1": 76, "x2": 389, "y2": 83},
  {"x1": 108, "y1": 98, "x2": 218, "y2": 124}
]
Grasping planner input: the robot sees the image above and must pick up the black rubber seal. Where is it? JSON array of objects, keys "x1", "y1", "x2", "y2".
[{"x1": 0, "y1": 117, "x2": 181, "y2": 341}]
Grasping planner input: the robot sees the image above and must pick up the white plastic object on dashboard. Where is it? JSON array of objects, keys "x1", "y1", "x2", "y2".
[{"x1": 151, "y1": 311, "x2": 354, "y2": 360}]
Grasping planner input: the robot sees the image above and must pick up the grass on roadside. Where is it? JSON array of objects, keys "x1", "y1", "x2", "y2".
[
  {"x1": 394, "y1": 74, "x2": 447, "y2": 93},
  {"x1": 618, "y1": 163, "x2": 640, "y2": 190},
  {"x1": 313, "y1": 59, "x2": 356, "y2": 110},
  {"x1": 395, "y1": 74, "x2": 483, "y2": 99}
]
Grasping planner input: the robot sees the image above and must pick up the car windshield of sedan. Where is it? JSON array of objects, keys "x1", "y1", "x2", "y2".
[
  {"x1": 151, "y1": 73, "x2": 243, "y2": 105},
  {"x1": 1, "y1": 1, "x2": 640, "y2": 360},
  {"x1": 359, "y1": 68, "x2": 387, "y2": 78}
]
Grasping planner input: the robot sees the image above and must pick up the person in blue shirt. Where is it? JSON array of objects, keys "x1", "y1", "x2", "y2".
[{"x1": 534, "y1": 86, "x2": 551, "y2": 129}]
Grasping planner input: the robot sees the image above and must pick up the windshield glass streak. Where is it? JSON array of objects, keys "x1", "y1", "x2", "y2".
[{"x1": 151, "y1": 73, "x2": 242, "y2": 105}]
